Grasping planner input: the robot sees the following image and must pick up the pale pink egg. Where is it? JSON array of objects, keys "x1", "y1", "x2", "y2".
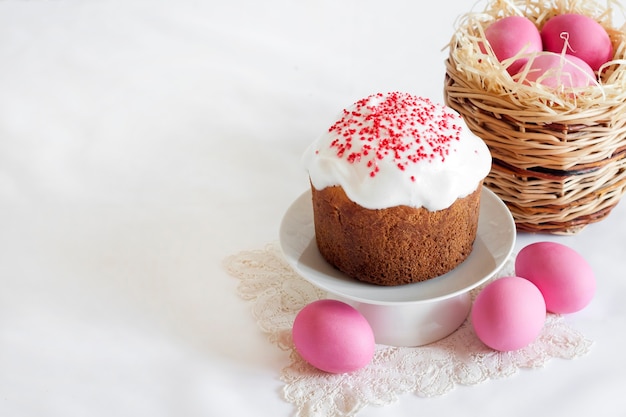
[
  {"x1": 518, "y1": 52, "x2": 596, "y2": 89},
  {"x1": 515, "y1": 242, "x2": 596, "y2": 314},
  {"x1": 483, "y1": 15, "x2": 543, "y2": 75},
  {"x1": 471, "y1": 276, "x2": 546, "y2": 352},
  {"x1": 541, "y1": 13, "x2": 613, "y2": 71},
  {"x1": 292, "y1": 299, "x2": 375, "y2": 373}
]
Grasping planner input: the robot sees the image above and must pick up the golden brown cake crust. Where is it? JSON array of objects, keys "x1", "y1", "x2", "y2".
[{"x1": 311, "y1": 184, "x2": 482, "y2": 286}]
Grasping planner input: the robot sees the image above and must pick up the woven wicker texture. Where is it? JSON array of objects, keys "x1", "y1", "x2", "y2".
[{"x1": 444, "y1": 0, "x2": 626, "y2": 233}]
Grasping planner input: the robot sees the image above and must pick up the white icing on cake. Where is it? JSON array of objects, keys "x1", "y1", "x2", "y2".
[{"x1": 303, "y1": 92, "x2": 492, "y2": 211}]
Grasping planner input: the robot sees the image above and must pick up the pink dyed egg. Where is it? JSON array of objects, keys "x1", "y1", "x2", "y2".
[
  {"x1": 541, "y1": 13, "x2": 613, "y2": 71},
  {"x1": 518, "y1": 52, "x2": 595, "y2": 89},
  {"x1": 471, "y1": 276, "x2": 546, "y2": 351},
  {"x1": 292, "y1": 299, "x2": 375, "y2": 373},
  {"x1": 483, "y1": 16, "x2": 543, "y2": 75},
  {"x1": 515, "y1": 242, "x2": 596, "y2": 314}
]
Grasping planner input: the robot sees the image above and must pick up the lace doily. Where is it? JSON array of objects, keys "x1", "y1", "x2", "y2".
[{"x1": 224, "y1": 243, "x2": 592, "y2": 417}]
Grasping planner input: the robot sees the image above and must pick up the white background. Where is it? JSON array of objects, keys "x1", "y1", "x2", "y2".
[{"x1": 1, "y1": 0, "x2": 625, "y2": 416}]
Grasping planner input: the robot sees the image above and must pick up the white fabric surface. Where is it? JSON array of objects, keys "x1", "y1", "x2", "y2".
[{"x1": 1, "y1": 0, "x2": 625, "y2": 416}]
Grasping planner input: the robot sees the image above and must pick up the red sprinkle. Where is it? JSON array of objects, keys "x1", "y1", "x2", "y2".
[{"x1": 325, "y1": 92, "x2": 462, "y2": 178}]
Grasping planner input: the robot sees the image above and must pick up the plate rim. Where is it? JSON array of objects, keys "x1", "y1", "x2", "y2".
[{"x1": 279, "y1": 186, "x2": 516, "y2": 305}]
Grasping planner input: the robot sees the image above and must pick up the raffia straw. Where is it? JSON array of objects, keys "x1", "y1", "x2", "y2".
[{"x1": 444, "y1": 0, "x2": 626, "y2": 234}]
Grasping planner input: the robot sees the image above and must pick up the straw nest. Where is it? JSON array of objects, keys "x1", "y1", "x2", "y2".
[{"x1": 444, "y1": 0, "x2": 626, "y2": 233}]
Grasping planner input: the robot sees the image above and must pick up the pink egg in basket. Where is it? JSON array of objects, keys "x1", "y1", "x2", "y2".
[
  {"x1": 517, "y1": 52, "x2": 596, "y2": 89},
  {"x1": 482, "y1": 15, "x2": 543, "y2": 75},
  {"x1": 541, "y1": 13, "x2": 613, "y2": 71}
]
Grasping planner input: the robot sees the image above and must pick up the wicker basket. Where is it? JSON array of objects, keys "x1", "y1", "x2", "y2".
[{"x1": 444, "y1": 0, "x2": 626, "y2": 234}]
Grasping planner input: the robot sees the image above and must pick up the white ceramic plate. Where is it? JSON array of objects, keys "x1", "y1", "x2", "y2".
[{"x1": 279, "y1": 187, "x2": 516, "y2": 306}]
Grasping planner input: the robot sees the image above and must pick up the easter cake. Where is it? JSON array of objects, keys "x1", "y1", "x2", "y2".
[{"x1": 302, "y1": 92, "x2": 492, "y2": 286}]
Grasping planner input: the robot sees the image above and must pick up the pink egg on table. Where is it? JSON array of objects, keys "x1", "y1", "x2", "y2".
[
  {"x1": 471, "y1": 276, "x2": 546, "y2": 352},
  {"x1": 292, "y1": 299, "x2": 375, "y2": 374},
  {"x1": 515, "y1": 241, "x2": 596, "y2": 314},
  {"x1": 482, "y1": 15, "x2": 543, "y2": 75},
  {"x1": 518, "y1": 52, "x2": 596, "y2": 89},
  {"x1": 541, "y1": 13, "x2": 613, "y2": 71}
]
